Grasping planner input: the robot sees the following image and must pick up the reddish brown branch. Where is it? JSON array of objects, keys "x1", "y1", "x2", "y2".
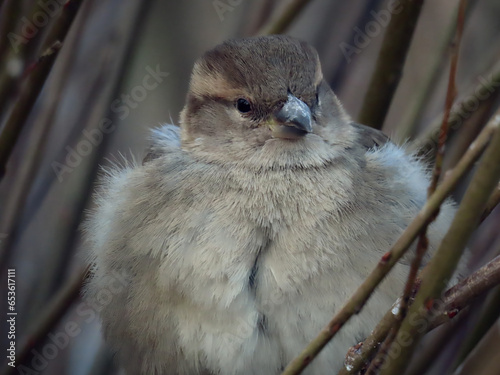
[
  {"x1": 281, "y1": 115, "x2": 496, "y2": 375},
  {"x1": 380, "y1": 106, "x2": 500, "y2": 374},
  {"x1": 338, "y1": 254, "x2": 500, "y2": 375},
  {"x1": 366, "y1": 3, "x2": 468, "y2": 371},
  {"x1": 430, "y1": 0, "x2": 467, "y2": 194}
]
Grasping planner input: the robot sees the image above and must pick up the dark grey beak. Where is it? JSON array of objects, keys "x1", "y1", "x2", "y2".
[{"x1": 274, "y1": 93, "x2": 312, "y2": 134}]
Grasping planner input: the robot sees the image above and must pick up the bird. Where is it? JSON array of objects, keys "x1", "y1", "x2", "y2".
[{"x1": 84, "y1": 35, "x2": 456, "y2": 375}]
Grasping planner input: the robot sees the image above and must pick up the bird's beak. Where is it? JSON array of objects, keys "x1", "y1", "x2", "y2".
[{"x1": 268, "y1": 94, "x2": 312, "y2": 140}]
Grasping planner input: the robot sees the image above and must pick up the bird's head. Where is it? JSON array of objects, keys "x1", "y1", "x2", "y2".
[{"x1": 180, "y1": 35, "x2": 359, "y2": 169}]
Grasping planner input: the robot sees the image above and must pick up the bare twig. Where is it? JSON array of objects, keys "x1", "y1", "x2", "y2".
[
  {"x1": 280, "y1": 111, "x2": 497, "y2": 375},
  {"x1": 411, "y1": 62, "x2": 500, "y2": 156},
  {"x1": 41, "y1": 0, "x2": 83, "y2": 51},
  {"x1": 339, "y1": 300, "x2": 401, "y2": 375},
  {"x1": 0, "y1": 7, "x2": 88, "y2": 272},
  {"x1": 0, "y1": 42, "x2": 62, "y2": 180},
  {"x1": 0, "y1": 0, "x2": 22, "y2": 60},
  {"x1": 432, "y1": 255, "x2": 500, "y2": 329},
  {"x1": 358, "y1": 0, "x2": 425, "y2": 129},
  {"x1": 1, "y1": 267, "x2": 89, "y2": 375},
  {"x1": 339, "y1": 254, "x2": 500, "y2": 375},
  {"x1": 0, "y1": 2, "x2": 30, "y2": 120},
  {"x1": 396, "y1": 4, "x2": 462, "y2": 141},
  {"x1": 481, "y1": 184, "x2": 500, "y2": 222},
  {"x1": 22, "y1": 0, "x2": 154, "y2": 301},
  {"x1": 405, "y1": 310, "x2": 466, "y2": 375},
  {"x1": 0, "y1": 0, "x2": 66, "y2": 122},
  {"x1": 366, "y1": 3, "x2": 467, "y2": 372},
  {"x1": 380, "y1": 111, "x2": 500, "y2": 374},
  {"x1": 396, "y1": 2, "x2": 479, "y2": 142},
  {"x1": 452, "y1": 312, "x2": 500, "y2": 375},
  {"x1": 1, "y1": 0, "x2": 154, "y2": 372},
  {"x1": 429, "y1": 0, "x2": 466, "y2": 194},
  {"x1": 257, "y1": 0, "x2": 313, "y2": 35},
  {"x1": 451, "y1": 283, "x2": 500, "y2": 370},
  {"x1": 0, "y1": 0, "x2": 83, "y2": 180},
  {"x1": 450, "y1": 238, "x2": 500, "y2": 368}
]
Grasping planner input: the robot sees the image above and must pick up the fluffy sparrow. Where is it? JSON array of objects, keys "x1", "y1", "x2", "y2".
[{"x1": 85, "y1": 35, "x2": 455, "y2": 374}]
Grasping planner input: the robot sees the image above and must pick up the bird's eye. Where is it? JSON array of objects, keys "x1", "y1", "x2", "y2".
[{"x1": 236, "y1": 98, "x2": 252, "y2": 113}]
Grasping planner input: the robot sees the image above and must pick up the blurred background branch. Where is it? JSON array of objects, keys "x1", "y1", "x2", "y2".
[
  {"x1": 381, "y1": 110, "x2": 500, "y2": 374},
  {"x1": 358, "y1": 0, "x2": 425, "y2": 129},
  {"x1": 340, "y1": 253, "x2": 500, "y2": 375},
  {"x1": 258, "y1": 0, "x2": 313, "y2": 35}
]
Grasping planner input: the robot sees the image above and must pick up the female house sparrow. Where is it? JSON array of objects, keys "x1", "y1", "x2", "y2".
[{"x1": 85, "y1": 35, "x2": 454, "y2": 374}]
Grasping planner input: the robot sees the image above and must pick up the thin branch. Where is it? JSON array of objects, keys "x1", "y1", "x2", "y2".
[
  {"x1": 0, "y1": 7, "x2": 87, "y2": 272},
  {"x1": 13, "y1": 0, "x2": 153, "y2": 301},
  {"x1": 366, "y1": 3, "x2": 467, "y2": 371},
  {"x1": 358, "y1": 0, "x2": 425, "y2": 129},
  {"x1": 405, "y1": 309, "x2": 466, "y2": 375},
  {"x1": 452, "y1": 309, "x2": 500, "y2": 375},
  {"x1": 431, "y1": 255, "x2": 500, "y2": 329},
  {"x1": 339, "y1": 254, "x2": 500, "y2": 375},
  {"x1": 0, "y1": 0, "x2": 83, "y2": 180},
  {"x1": 451, "y1": 283, "x2": 500, "y2": 370},
  {"x1": 396, "y1": 2, "x2": 479, "y2": 142},
  {"x1": 1, "y1": 267, "x2": 89, "y2": 375},
  {"x1": 257, "y1": 0, "x2": 313, "y2": 35},
  {"x1": 0, "y1": 0, "x2": 66, "y2": 123},
  {"x1": 280, "y1": 111, "x2": 497, "y2": 375},
  {"x1": 0, "y1": 4, "x2": 34, "y2": 121},
  {"x1": 430, "y1": 0, "x2": 466, "y2": 194},
  {"x1": 481, "y1": 184, "x2": 500, "y2": 222},
  {"x1": 411, "y1": 61, "x2": 500, "y2": 156},
  {"x1": 41, "y1": 0, "x2": 83, "y2": 51},
  {"x1": 340, "y1": 297, "x2": 405, "y2": 375},
  {"x1": 1, "y1": 0, "x2": 153, "y2": 371},
  {"x1": 0, "y1": 42, "x2": 62, "y2": 180},
  {"x1": 380, "y1": 111, "x2": 500, "y2": 374},
  {"x1": 0, "y1": 0, "x2": 22, "y2": 60}
]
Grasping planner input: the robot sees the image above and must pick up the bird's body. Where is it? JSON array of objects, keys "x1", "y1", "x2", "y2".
[{"x1": 85, "y1": 36, "x2": 454, "y2": 374}]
